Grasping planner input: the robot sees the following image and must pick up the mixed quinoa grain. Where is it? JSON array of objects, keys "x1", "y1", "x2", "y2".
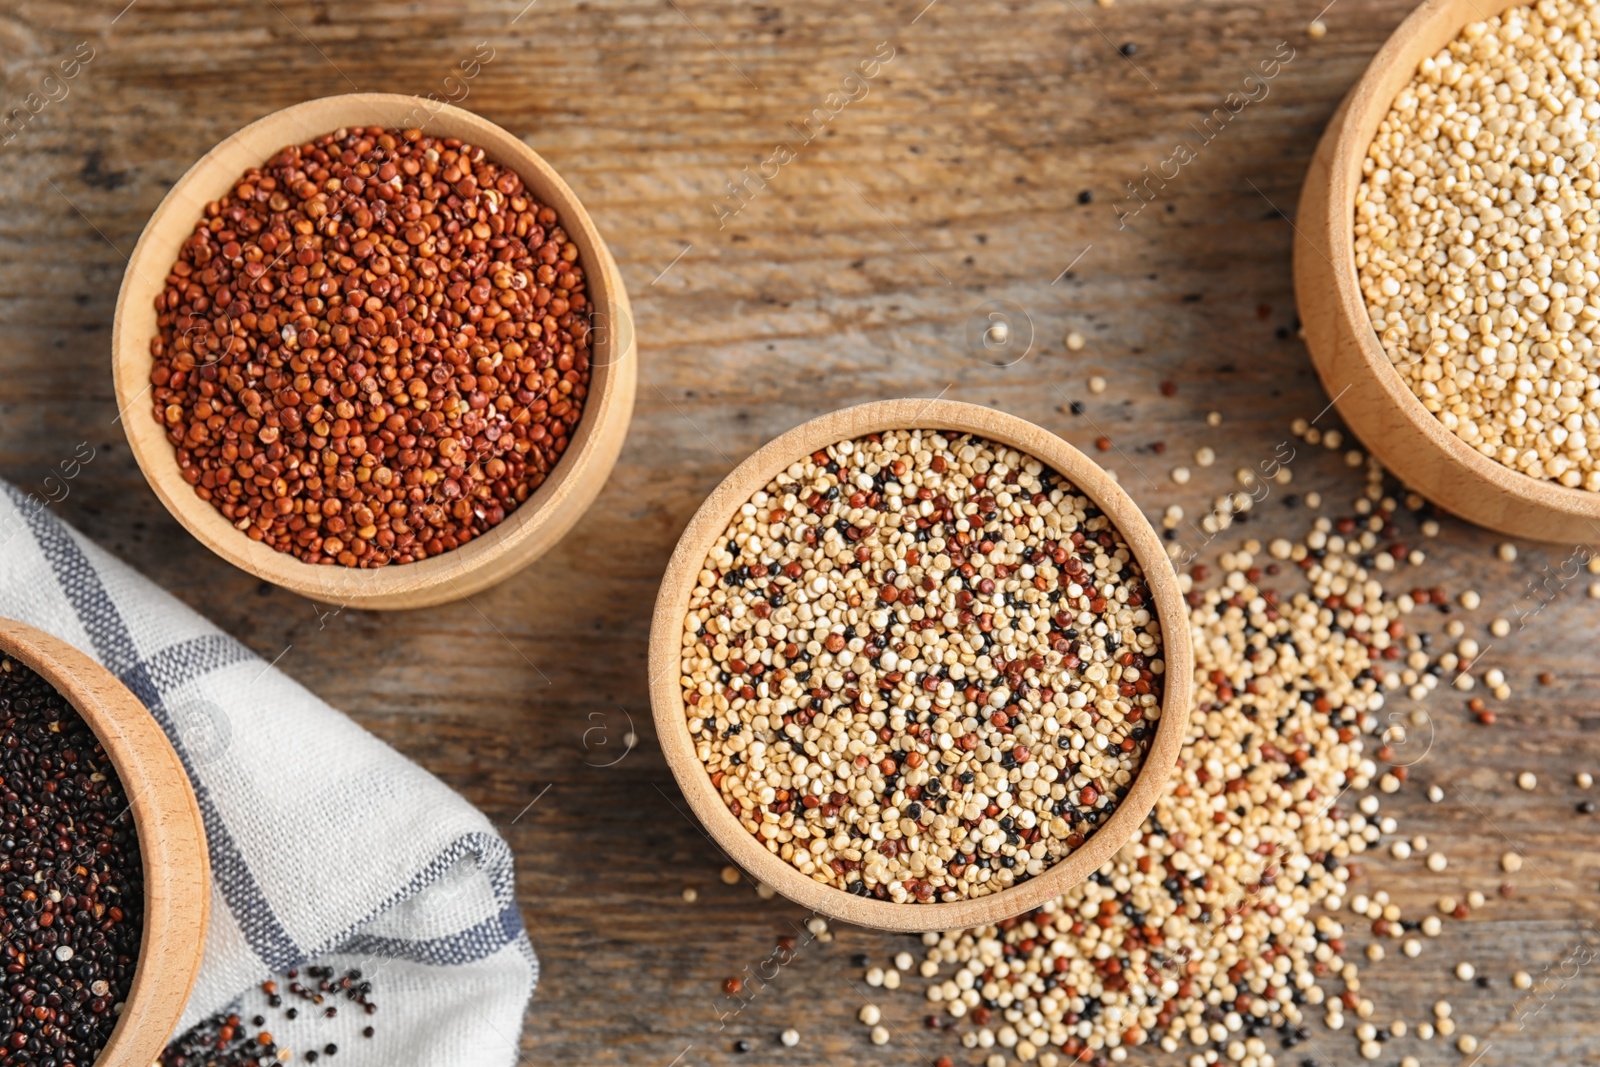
[
  {"x1": 819, "y1": 513, "x2": 1425, "y2": 1065},
  {"x1": 0, "y1": 657, "x2": 144, "y2": 1067},
  {"x1": 679, "y1": 430, "x2": 1165, "y2": 903},
  {"x1": 150, "y1": 126, "x2": 593, "y2": 566},
  {"x1": 1356, "y1": 0, "x2": 1600, "y2": 490}
]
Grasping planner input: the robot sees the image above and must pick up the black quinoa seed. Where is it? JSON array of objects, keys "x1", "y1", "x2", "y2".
[{"x1": 0, "y1": 655, "x2": 145, "y2": 1067}]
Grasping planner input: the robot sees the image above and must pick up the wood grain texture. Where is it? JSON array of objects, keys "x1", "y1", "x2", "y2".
[
  {"x1": 112, "y1": 92, "x2": 638, "y2": 609},
  {"x1": 648, "y1": 398, "x2": 1192, "y2": 932},
  {"x1": 0, "y1": 619, "x2": 209, "y2": 1067},
  {"x1": 1296, "y1": 0, "x2": 1600, "y2": 544},
  {"x1": 2, "y1": 0, "x2": 1600, "y2": 1064}
]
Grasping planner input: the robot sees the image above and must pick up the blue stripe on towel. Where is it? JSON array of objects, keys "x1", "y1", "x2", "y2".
[{"x1": 5, "y1": 485, "x2": 304, "y2": 968}]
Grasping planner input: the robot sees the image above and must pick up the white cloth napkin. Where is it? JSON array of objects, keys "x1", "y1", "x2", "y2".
[{"x1": 0, "y1": 479, "x2": 535, "y2": 1066}]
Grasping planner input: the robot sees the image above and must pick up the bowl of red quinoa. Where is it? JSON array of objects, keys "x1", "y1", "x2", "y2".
[
  {"x1": 649, "y1": 399, "x2": 1192, "y2": 932},
  {"x1": 0, "y1": 618, "x2": 209, "y2": 1065},
  {"x1": 112, "y1": 94, "x2": 636, "y2": 609}
]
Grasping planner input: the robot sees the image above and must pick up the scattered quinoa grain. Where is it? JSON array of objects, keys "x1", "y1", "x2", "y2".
[
  {"x1": 1502, "y1": 851, "x2": 1524, "y2": 873},
  {"x1": 1088, "y1": 375, "x2": 1107, "y2": 394},
  {"x1": 781, "y1": 1027, "x2": 800, "y2": 1047},
  {"x1": 1065, "y1": 331, "x2": 1086, "y2": 351},
  {"x1": 1518, "y1": 771, "x2": 1537, "y2": 791}
]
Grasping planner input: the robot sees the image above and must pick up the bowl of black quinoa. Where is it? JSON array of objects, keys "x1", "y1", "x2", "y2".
[{"x1": 0, "y1": 619, "x2": 209, "y2": 1067}]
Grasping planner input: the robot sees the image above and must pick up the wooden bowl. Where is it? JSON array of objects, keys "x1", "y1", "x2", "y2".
[
  {"x1": 0, "y1": 618, "x2": 209, "y2": 1066},
  {"x1": 1295, "y1": 0, "x2": 1600, "y2": 542},
  {"x1": 112, "y1": 93, "x2": 637, "y2": 609},
  {"x1": 648, "y1": 399, "x2": 1193, "y2": 932}
]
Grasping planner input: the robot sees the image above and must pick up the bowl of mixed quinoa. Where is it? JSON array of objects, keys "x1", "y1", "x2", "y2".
[{"x1": 649, "y1": 399, "x2": 1192, "y2": 931}]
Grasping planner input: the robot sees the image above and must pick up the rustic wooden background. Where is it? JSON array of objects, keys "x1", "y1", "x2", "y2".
[{"x1": 2, "y1": 0, "x2": 1599, "y2": 1063}]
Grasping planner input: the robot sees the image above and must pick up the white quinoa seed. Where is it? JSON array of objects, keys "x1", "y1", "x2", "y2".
[
  {"x1": 720, "y1": 865, "x2": 740, "y2": 885},
  {"x1": 1518, "y1": 771, "x2": 1537, "y2": 790},
  {"x1": 1456, "y1": 961, "x2": 1476, "y2": 981},
  {"x1": 683, "y1": 430, "x2": 1165, "y2": 903},
  {"x1": 1502, "y1": 850, "x2": 1524, "y2": 873},
  {"x1": 1088, "y1": 375, "x2": 1108, "y2": 394},
  {"x1": 1194, "y1": 446, "x2": 1216, "y2": 467},
  {"x1": 1491, "y1": 617, "x2": 1512, "y2": 636},
  {"x1": 681, "y1": 886, "x2": 698, "y2": 903},
  {"x1": 1497, "y1": 542, "x2": 1519, "y2": 562},
  {"x1": 1357, "y1": 0, "x2": 1600, "y2": 492},
  {"x1": 1065, "y1": 331, "x2": 1086, "y2": 351},
  {"x1": 858, "y1": 1004, "x2": 881, "y2": 1025},
  {"x1": 1578, "y1": 771, "x2": 1594, "y2": 788},
  {"x1": 870, "y1": 1025, "x2": 890, "y2": 1045},
  {"x1": 1206, "y1": 411, "x2": 1222, "y2": 426},
  {"x1": 781, "y1": 1028, "x2": 800, "y2": 1047},
  {"x1": 1468, "y1": 889, "x2": 1487, "y2": 908},
  {"x1": 1515, "y1": 969, "x2": 1534, "y2": 989},
  {"x1": 1171, "y1": 466, "x2": 1191, "y2": 484},
  {"x1": 1428, "y1": 851, "x2": 1449, "y2": 872}
]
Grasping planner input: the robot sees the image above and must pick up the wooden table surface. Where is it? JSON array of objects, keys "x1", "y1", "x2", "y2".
[{"x1": 3, "y1": 0, "x2": 1600, "y2": 1064}]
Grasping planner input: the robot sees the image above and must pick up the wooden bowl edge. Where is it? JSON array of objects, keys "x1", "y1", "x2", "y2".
[{"x1": 0, "y1": 619, "x2": 210, "y2": 1066}]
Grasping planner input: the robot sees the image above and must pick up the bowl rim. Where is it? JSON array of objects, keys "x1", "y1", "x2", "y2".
[
  {"x1": 111, "y1": 92, "x2": 637, "y2": 610},
  {"x1": 0, "y1": 617, "x2": 210, "y2": 1067},
  {"x1": 1300, "y1": 0, "x2": 1600, "y2": 532},
  {"x1": 648, "y1": 398, "x2": 1193, "y2": 932}
]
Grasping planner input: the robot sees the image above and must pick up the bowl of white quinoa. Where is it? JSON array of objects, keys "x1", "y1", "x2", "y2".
[
  {"x1": 1296, "y1": 0, "x2": 1600, "y2": 542},
  {"x1": 648, "y1": 399, "x2": 1192, "y2": 932}
]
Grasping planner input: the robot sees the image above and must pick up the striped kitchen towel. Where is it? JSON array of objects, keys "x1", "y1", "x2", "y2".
[{"x1": 0, "y1": 478, "x2": 535, "y2": 1066}]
